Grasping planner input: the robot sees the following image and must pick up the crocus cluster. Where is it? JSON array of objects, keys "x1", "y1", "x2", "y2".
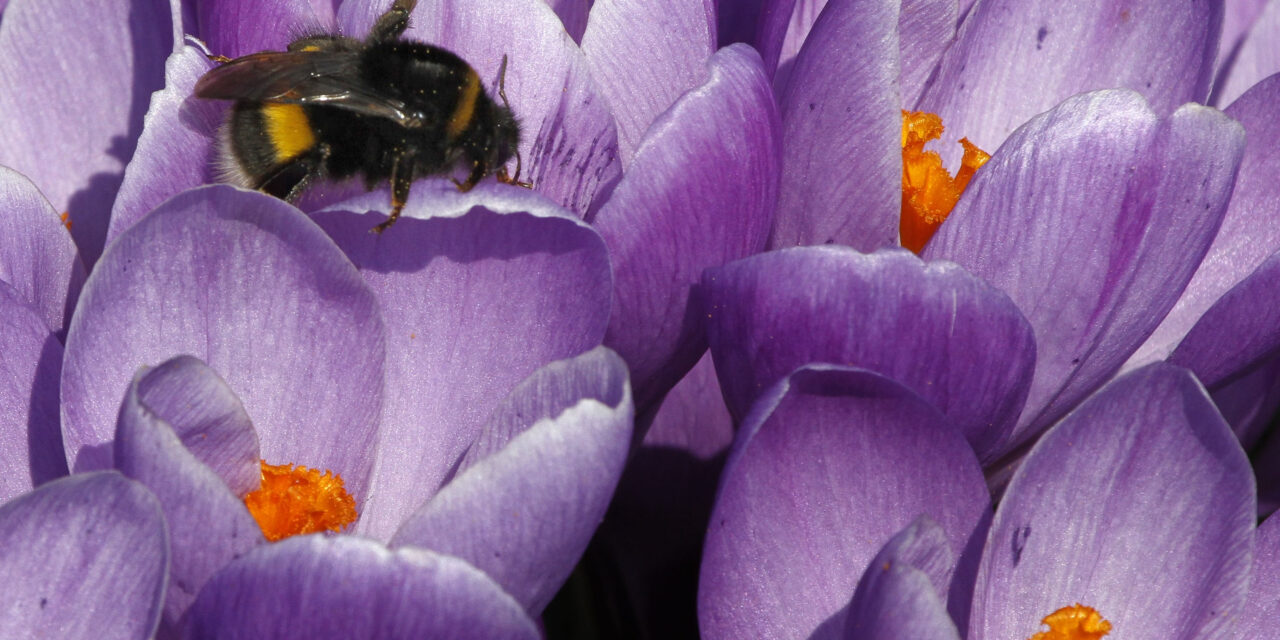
[{"x1": 0, "y1": 0, "x2": 1277, "y2": 638}]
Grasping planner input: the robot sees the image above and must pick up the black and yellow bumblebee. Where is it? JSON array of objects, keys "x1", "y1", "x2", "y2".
[{"x1": 195, "y1": 0, "x2": 526, "y2": 232}]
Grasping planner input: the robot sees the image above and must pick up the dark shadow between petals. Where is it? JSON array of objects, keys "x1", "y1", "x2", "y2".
[{"x1": 27, "y1": 333, "x2": 67, "y2": 487}]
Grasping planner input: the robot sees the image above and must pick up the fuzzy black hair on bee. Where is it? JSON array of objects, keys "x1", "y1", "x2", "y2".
[{"x1": 195, "y1": 0, "x2": 529, "y2": 233}]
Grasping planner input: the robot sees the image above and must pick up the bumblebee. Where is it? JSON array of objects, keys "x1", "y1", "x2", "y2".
[{"x1": 195, "y1": 0, "x2": 526, "y2": 232}]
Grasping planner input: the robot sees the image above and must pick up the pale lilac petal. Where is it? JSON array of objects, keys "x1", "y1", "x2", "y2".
[
  {"x1": 703, "y1": 247, "x2": 1035, "y2": 462},
  {"x1": 843, "y1": 517, "x2": 963, "y2": 640},
  {"x1": 1237, "y1": 511, "x2": 1280, "y2": 636},
  {"x1": 595, "y1": 44, "x2": 779, "y2": 412},
  {"x1": 1128, "y1": 73, "x2": 1280, "y2": 369},
  {"x1": 973, "y1": 364, "x2": 1254, "y2": 640},
  {"x1": 0, "y1": 166, "x2": 86, "y2": 336},
  {"x1": 62, "y1": 186, "x2": 385, "y2": 502},
  {"x1": 1215, "y1": 1, "x2": 1280, "y2": 108},
  {"x1": 580, "y1": 0, "x2": 715, "y2": 164},
  {"x1": 770, "y1": 0, "x2": 900, "y2": 250},
  {"x1": 0, "y1": 0, "x2": 173, "y2": 264},
  {"x1": 392, "y1": 347, "x2": 632, "y2": 615},
  {"x1": 1216, "y1": 0, "x2": 1270, "y2": 89},
  {"x1": 0, "y1": 284, "x2": 65, "y2": 500},
  {"x1": 898, "y1": 0, "x2": 957, "y2": 107},
  {"x1": 183, "y1": 536, "x2": 540, "y2": 640},
  {"x1": 339, "y1": 0, "x2": 622, "y2": 217},
  {"x1": 196, "y1": 0, "x2": 324, "y2": 58},
  {"x1": 114, "y1": 355, "x2": 264, "y2": 631},
  {"x1": 917, "y1": 0, "x2": 1221, "y2": 164},
  {"x1": 698, "y1": 365, "x2": 989, "y2": 640},
  {"x1": 0, "y1": 472, "x2": 167, "y2": 640},
  {"x1": 759, "y1": 0, "x2": 955, "y2": 105},
  {"x1": 924, "y1": 91, "x2": 1244, "y2": 446},
  {"x1": 312, "y1": 184, "x2": 610, "y2": 541},
  {"x1": 107, "y1": 46, "x2": 221, "y2": 246}
]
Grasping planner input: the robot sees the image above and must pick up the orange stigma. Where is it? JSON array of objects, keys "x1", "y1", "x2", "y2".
[
  {"x1": 243, "y1": 461, "x2": 357, "y2": 542},
  {"x1": 900, "y1": 110, "x2": 989, "y2": 254},
  {"x1": 1027, "y1": 604, "x2": 1112, "y2": 640}
]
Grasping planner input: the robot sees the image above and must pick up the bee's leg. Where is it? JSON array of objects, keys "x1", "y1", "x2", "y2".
[
  {"x1": 253, "y1": 144, "x2": 329, "y2": 203},
  {"x1": 184, "y1": 35, "x2": 230, "y2": 62},
  {"x1": 451, "y1": 161, "x2": 487, "y2": 193},
  {"x1": 372, "y1": 154, "x2": 413, "y2": 234},
  {"x1": 369, "y1": 0, "x2": 417, "y2": 43},
  {"x1": 496, "y1": 164, "x2": 533, "y2": 190},
  {"x1": 277, "y1": 144, "x2": 331, "y2": 203}
]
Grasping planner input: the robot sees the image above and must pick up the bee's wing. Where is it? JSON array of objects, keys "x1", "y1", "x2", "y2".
[{"x1": 195, "y1": 51, "x2": 422, "y2": 128}]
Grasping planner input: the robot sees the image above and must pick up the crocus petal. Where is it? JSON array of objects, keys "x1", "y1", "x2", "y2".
[
  {"x1": 114, "y1": 355, "x2": 265, "y2": 629},
  {"x1": 339, "y1": 0, "x2": 622, "y2": 217},
  {"x1": 843, "y1": 517, "x2": 962, "y2": 640},
  {"x1": 972, "y1": 364, "x2": 1254, "y2": 640},
  {"x1": 1206, "y1": 355, "x2": 1280, "y2": 446},
  {"x1": 897, "y1": 0, "x2": 957, "y2": 107},
  {"x1": 106, "y1": 45, "x2": 220, "y2": 246},
  {"x1": 1237, "y1": 511, "x2": 1280, "y2": 636},
  {"x1": 0, "y1": 166, "x2": 86, "y2": 336},
  {"x1": 1169, "y1": 253, "x2": 1280, "y2": 392},
  {"x1": 1129, "y1": 72, "x2": 1280, "y2": 369},
  {"x1": 544, "y1": 0, "x2": 591, "y2": 42},
  {"x1": 770, "y1": 0, "x2": 900, "y2": 250},
  {"x1": 703, "y1": 247, "x2": 1035, "y2": 462},
  {"x1": 924, "y1": 91, "x2": 1244, "y2": 445},
  {"x1": 580, "y1": 0, "x2": 715, "y2": 164},
  {"x1": 761, "y1": 0, "x2": 955, "y2": 106},
  {"x1": 595, "y1": 43, "x2": 779, "y2": 413},
  {"x1": 196, "y1": 0, "x2": 324, "y2": 57},
  {"x1": 698, "y1": 365, "x2": 989, "y2": 640},
  {"x1": 62, "y1": 186, "x2": 385, "y2": 499},
  {"x1": 183, "y1": 536, "x2": 540, "y2": 640},
  {"x1": 0, "y1": 283, "x2": 65, "y2": 500},
  {"x1": 392, "y1": 347, "x2": 632, "y2": 614},
  {"x1": 1214, "y1": 1, "x2": 1280, "y2": 108},
  {"x1": 916, "y1": 0, "x2": 1221, "y2": 162},
  {"x1": 0, "y1": 472, "x2": 167, "y2": 640},
  {"x1": 1216, "y1": 0, "x2": 1270, "y2": 86},
  {"x1": 311, "y1": 184, "x2": 610, "y2": 541},
  {"x1": 0, "y1": 0, "x2": 173, "y2": 264}
]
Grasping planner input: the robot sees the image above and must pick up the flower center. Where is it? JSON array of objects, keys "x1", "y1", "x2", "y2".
[
  {"x1": 243, "y1": 460, "x2": 357, "y2": 542},
  {"x1": 900, "y1": 110, "x2": 989, "y2": 253},
  {"x1": 1026, "y1": 604, "x2": 1112, "y2": 640}
]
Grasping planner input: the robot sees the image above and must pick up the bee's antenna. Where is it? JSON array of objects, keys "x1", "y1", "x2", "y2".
[{"x1": 497, "y1": 54, "x2": 524, "y2": 184}]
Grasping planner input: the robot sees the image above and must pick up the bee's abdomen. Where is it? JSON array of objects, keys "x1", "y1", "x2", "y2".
[{"x1": 229, "y1": 102, "x2": 318, "y2": 184}]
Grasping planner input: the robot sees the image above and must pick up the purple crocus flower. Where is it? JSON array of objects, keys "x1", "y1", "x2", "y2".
[
  {"x1": 699, "y1": 362, "x2": 1263, "y2": 639},
  {"x1": 0, "y1": 471, "x2": 168, "y2": 639},
  {"x1": 58, "y1": 184, "x2": 632, "y2": 632}
]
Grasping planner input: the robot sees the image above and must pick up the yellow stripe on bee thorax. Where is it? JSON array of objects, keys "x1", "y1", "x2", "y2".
[
  {"x1": 446, "y1": 69, "x2": 481, "y2": 139},
  {"x1": 262, "y1": 103, "x2": 316, "y2": 163}
]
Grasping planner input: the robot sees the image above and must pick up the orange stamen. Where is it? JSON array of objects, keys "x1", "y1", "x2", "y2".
[
  {"x1": 59, "y1": 211, "x2": 72, "y2": 231},
  {"x1": 900, "y1": 110, "x2": 989, "y2": 254},
  {"x1": 243, "y1": 461, "x2": 357, "y2": 542},
  {"x1": 1027, "y1": 604, "x2": 1112, "y2": 640}
]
